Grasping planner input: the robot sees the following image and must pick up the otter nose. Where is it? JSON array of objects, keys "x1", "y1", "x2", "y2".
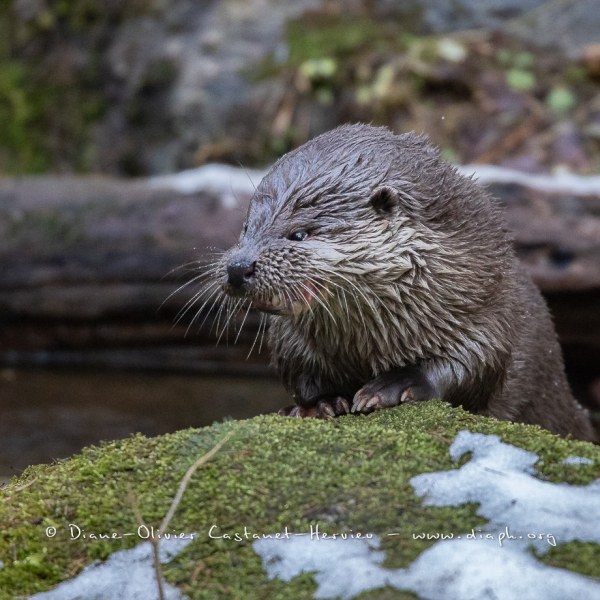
[{"x1": 227, "y1": 259, "x2": 256, "y2": 289}]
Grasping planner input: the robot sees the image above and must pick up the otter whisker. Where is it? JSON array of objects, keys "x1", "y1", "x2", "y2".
[
  {"x1": 235, "y1": 301, "x2": 253, "y2": 345},
  {"x1": 165, "y1": 255, "x2": 224, "y2": 282},
  {"x1": 309, "y1": 270, "x2": 369, "y2": 338},
  {"x1": 184, "y1": 288, "x2": 223, "y2": 337},
  {"x1": 298, "y1": 281, "x2": 336, "y2": 323},
  {"x1": 258, "y1": 312, "x2": 268, "y2": 354},
  {"x1": 176, "y1": 285, "x2": 217, "y2": 329},
  {"x1": 160, "y1": 264, "x2": 222, "y2": 313},
  {"x1": 216, "y1": 297, "x2": 245, "y2": 345},
  {"x1": 196, "y1": 291, "x2": 227, "y2": 333},
  {"x1": 246, "y1": 312, "x2": 267, "y2": 358},
  {"x1": 176, "y1": 280, "x2": 221, "y2": 327},
  {"x1": 187, "y1": 283, "x2": 223, "y2": 324},
  {"x1": 211, "y1": 294, "x2": 230, "y2": 337},
  {"x1": 175, "y1": 282, "x2": 216, "y2": 322},
  {"x1": 285, "y1": 284, "x2": 304, "y2": 308},
  {"x1": 338, "y1": 286, "x2": 350, "y2": 319},
  {"x1": 318, "y1": 266, "x2": 390, "y2": 326},
  {"x1": 289, "y1": 282, "x2": 316, "y2": 320},
  {"x1": 282, "y1": 287, "x2": 297, "y2": 311},
  {"x1": 305, "y1": 274, "x2": 348, "y2": 318},
  {"x1": 324, "y1": 269, "x2": 378, "y2": 315},
  {"x1": 304, "y1": 275, "x2": 336, "y2": 303},
  {"x1": 211, "y1": 295, "x2": 230, "y2": 340},
  {"x1": 161, "y1": 258, "x2": 218, "y2": 281},
  {"x1": 247, "y1": 313, "x2": 262, "y2": 359}
]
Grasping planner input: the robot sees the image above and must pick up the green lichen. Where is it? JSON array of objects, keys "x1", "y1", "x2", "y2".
[{"x1": 1, "y1": 401, "x2": 598, "y2": 598}]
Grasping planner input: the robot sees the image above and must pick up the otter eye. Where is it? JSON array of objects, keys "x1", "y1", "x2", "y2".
[{"x1": 287, "y1": 230, "x2": 308, "y2": 242}]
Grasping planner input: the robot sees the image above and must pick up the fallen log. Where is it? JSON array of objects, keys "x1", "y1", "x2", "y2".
[{"x1": 1, "y1": 164, "x2": 599, "y2": 384}]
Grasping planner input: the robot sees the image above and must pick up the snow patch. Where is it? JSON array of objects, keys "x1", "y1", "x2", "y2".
[
  {"x1": 411, "y1": 430, "x2": 600, "y2": 550},
  {"x1": 147, "y1": 164, "x2": 267, "y2": 208},
  {"x1": 562, "y1": 455, "x2": 594, "y2": 465},
  {"x1": 31, "y1": 538, "x2": 192, "y2": 600},
  {"x1": 254, "y1": 535, "x2": 390, "y2": 599},
  {"x1": 255, "y1": 535, "x2": 600, "y2": 600},
  {"x1": 254, "y1": 431, "x2": 600, "y2": 599}
]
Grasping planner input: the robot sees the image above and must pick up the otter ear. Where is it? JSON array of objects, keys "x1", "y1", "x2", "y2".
[{"x1": 369, "y1": 185, "x2": 399, "y2": 216}]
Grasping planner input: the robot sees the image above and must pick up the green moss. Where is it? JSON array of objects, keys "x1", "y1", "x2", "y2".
[
  {"x1": 0, "y1": 61, "x2": 50, "y2": 173},
  {"x1": 537, "y1": 541, "x2": 600, "y2": 579},
  {"x1": 506, "y1": 68, "x2": 537, "y2": 91},
  {"x1": 1, "y1": 402, "x2": 598, "y2": 598},
  {"x1": 287, "y1": 17, "x2": 382, "y2": 65},
  {"x1": 0, "y1": 0, "x2": 154, "y2": 175}
]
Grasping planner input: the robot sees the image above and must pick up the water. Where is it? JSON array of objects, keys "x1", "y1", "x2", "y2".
[{"x1": 0, "y1": 368, "x2": 287, "y2": 480}]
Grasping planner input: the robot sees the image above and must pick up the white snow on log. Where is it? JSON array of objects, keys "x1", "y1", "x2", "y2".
[
  {"x1": 254, "y1": 431, "x2": 600, "y2": 599},
  {"x1": 458, "y1": 164, "x2": 600, "y2": 196},
  {"x1": 147, "y1": 164, "x2": 267, "y2": 208},
  {"x1": 254, "y1": 535, "x2": 391, "y2": 599},
  {"x1": 255, "y1": 534, "x2": 600, "y2": 600},
  {"x1": 147, "y1": 162, "x2": 600, "y2": 205}
]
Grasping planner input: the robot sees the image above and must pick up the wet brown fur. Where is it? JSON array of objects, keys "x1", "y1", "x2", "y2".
[{"x1": 220, "y1": 124, "x2": 596, "y2": 442}]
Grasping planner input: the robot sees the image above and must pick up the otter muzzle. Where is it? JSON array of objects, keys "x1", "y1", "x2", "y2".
[{"x1": 226, "y1": 259, "x2": 256, "y2": 291}]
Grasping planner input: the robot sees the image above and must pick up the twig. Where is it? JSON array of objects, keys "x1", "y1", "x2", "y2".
[
  {"x1": 127, "y1": 426, "x2": 237, "y2": 600},
  {"x1": 5, "y1": 477, "x2": 38, "y2": 493},
  {"x1": 158, "y1": 427, "x2": 237, "y2": 536},
  {"x1": 127, "y1": 485, "x2": 165, "y2": 600}
]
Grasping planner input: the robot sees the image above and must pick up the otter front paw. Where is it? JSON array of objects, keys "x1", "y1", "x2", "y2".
[
  {"x1": 278, "y1": 397, "x2": 351, "y2": 419},
  {"x1": 351, "y1": 367, "x2": 434, "y2": 414}
]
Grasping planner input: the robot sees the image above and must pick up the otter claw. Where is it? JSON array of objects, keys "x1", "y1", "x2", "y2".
[
  {"x1": 351, "y1": 396, "x2": 366, "y2": 413},
  {"x1": 365, "y1": 396, "x2": 381, "y2": 410},
  {"x1": 315, "y1": 396, "x2": 351, "y2": 418},
  {"x1": 351, "y1": 394, "x2": 381, "y2": 414},
  {"x1": 278, "y1": 397, "x2": 350, "y2": 419},
  {"x1": 318, "y1": 401, "x2": 336, "y2": 418},
  {"x1": 400, "y1": 388, "x2": 414, "y2": 403},
  {"x1": 278, "y1": 405, "x2": 306, "y2": 417},
  {"x1": 335, "y1": 397, "x2": 351, "y2": 414},
  {"x1": 351, "y1": 366, "x2": 434, "y2": 415}
]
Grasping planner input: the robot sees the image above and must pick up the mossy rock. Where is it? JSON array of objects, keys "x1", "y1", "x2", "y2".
[{"x1": 1, "y1": 401, "x2": 599, "y2": 599}]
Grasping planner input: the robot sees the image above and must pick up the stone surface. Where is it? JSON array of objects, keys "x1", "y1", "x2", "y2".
[{"x1": 1, "y1": 402, "x2": 598, "y2": 598}]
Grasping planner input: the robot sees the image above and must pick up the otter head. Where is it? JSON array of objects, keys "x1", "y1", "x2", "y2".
[
  {"x1": 216, "y1": 122, "x2": 509, "y2": 351},
  {"x1": 219, "y1": 124, "x2": 439, "y2": 321}
]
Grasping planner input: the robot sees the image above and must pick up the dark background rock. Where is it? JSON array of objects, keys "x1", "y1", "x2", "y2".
[{"x1": 3, "y1": 0, "x2": 600, "y2": 176}]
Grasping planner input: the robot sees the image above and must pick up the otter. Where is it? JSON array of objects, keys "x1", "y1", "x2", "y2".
[{"x1": 217, "y1": 123, "x2": 596, "y2": 442}]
